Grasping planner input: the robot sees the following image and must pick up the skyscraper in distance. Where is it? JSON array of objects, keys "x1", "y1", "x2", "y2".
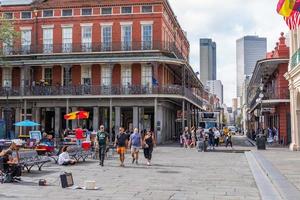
[
  {"x1": 200, "y1": 38, "x2": 216, "y2": 84},
  {"x1": 236, "y1": 36, "x2": 267, "y2": 97}
]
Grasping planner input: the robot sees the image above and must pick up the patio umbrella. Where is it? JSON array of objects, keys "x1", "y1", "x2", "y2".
[
  {"x1": 14, "y1": 120, "x2": 40, "y2": 127},
  {"x1": 64, "y1": 111, "x2": 89, "y2": 120}
]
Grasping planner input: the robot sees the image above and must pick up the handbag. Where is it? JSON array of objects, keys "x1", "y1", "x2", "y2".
[{"x1": 143, "y1": 143, "x2": 149, "y2": 149}]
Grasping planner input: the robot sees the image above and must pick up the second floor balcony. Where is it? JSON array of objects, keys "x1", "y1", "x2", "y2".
[
  {"x1": 1, "y1": 41, "x2": 186, "y2": 60},
  {"x1": 0, "y1": 84, "x2": 203, "y2": 107}
]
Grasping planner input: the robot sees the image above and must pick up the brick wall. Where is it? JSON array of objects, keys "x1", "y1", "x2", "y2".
[
  {"x1": 12, "y1": 67, "x2": 21, "y2": 87},
  {"x1": 72, "y1": 65, "x2": 81, "y2": 85},
  {"x1": 52, "y1": 65, "x2": 61, "y2": 86},
  {"x1": 33, "y1": 66, "x2": 42, "y2": 82},
  {"x1": 112, "y1": 64, "x2": 121, "y2": 85},
  {"x1": 132, "y1": 63, "x2": 141, "y2": 85},
  {"x1": 277, "y1": 103, "x2": 290, "y2": 144},
  {"x1": 92, "y1": 64, "x2": 101, "y2": 85}
]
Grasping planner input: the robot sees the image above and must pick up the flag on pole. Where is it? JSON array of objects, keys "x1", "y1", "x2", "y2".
[{"x1": 277, "y1": 0, "x2": 297, "y2": 17}]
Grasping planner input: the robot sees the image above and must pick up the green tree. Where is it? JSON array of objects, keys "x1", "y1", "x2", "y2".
[{"x1": 0, "y1": 17, "x2": 19, "y2": 57}]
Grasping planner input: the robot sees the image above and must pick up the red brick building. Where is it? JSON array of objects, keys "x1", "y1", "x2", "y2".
[
  {"x1": 247, "y1": 33, "x2": 291, "y2": 144},
  {"x1": 0, "y1": 0, "x2": 205, "y2": 142}
]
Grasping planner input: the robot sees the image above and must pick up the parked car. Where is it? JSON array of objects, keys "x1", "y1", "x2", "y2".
[{"x1": 228, "y1": 126, "x2": 237, "y2": 135}]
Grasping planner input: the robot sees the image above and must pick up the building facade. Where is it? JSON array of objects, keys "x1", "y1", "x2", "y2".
[
  {"x1": 200, "y1": 38, "x2": 216, "y2": 84},
  {"x1": 236, "y1": 36, "x2": 267, "y2": 98},
  {"x1": 285, "y1": 27, "x2": 300, "y2": 150},
  {"x1": 247, "y1": 33, "x2": 290, "y2": 144},
  {"x1": 206, "y1": 80, "x2": 223, "y2": 104},
  {"x1": 0, "y1": 0, "x2": 206, "y2": 143}
]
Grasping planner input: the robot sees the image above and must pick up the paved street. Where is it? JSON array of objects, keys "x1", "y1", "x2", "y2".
[
  {"x1": 0, "y1": 136, "x2": 261, "y2": 200},
  {"x1": 2, "y1": 136, "x2": 300, "y2": 200}
]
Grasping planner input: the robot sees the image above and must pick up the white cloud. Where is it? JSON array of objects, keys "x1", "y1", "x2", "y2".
[{"x1": 168, "y1": 0, "x2": 288, "y2": 106}]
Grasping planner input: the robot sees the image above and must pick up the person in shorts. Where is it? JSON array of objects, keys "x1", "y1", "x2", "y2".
[
  {"x1": 114, "y1": 127, "x2": 128, "y2": 167},
  {"x1": 129, "y1": 128, "x2": 143, "y2": 165}
]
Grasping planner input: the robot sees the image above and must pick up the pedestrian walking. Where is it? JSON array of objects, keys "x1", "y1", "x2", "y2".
[
  {"x1": 208, "y1": 128, "x2": 215, "y2": 150},
  {"x1": 191, "y1": 127, "x2": 196, "y2": 148},
  {"x1": 183, "y1": 127, "x2": 191, "y2": 148},
  {"x1": 214, "y1": 128, "x2": 221, "y2": 147},
  {"x1": 225, "y1": 131, "x2": 233, "y2": 148},
  {"x1": 143, "y1": 131, "x2": 156, "y2": 166},
  {"x1": 114, "y1": 127, "x2": 128, "y2": 167},
  {"x1": 96, "y1": 125, "x2": 109, "y2": 166},
  {"x1": 196, "y1": 128, "x2": 206, "y2": 152},
  {"x1": 129, "y1": 128, "x2": 143, "y2": 165}
]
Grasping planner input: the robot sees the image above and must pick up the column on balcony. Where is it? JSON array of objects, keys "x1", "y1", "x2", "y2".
[
  {"x1": 72, "y1": 107, "x2": 77, "y2": 129},
  {"x1": 93, "y1": 107, "x2": 99, "y2": 131},
  {"x1": 55, "y1": 107, "x2": 61, "y2": 138},
  {"x1": 139, "y1": 107, "x2": 144, "y2": 132},
  {"x1": 115, "y1": 107, "x2": 121, "y2": 135},
  {"x1": 133, "y1": 107, "x2": 139, "y2": 130},
  {"x1": 14, "y1": 107, "x2": 21, "y2": 135}
]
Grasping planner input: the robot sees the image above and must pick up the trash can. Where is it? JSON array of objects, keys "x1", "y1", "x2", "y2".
[{"x1": 256, "y1": 134, "x2": 266, "y2": 150}]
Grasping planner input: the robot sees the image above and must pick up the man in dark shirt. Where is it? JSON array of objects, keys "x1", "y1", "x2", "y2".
[
  {"x1": 114, "y1": 127, "x2": 128, "y2": 167},
  {"x1": 97, "y1": 125, "x2": 109, "y2": 166}
]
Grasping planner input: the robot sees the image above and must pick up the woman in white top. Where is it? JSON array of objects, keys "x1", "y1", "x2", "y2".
[
  {"x1": 213, "y1": 128, "x2": 221, "y2": 147},
  {"x1": 58, "y1": 146, "x2": 76, "y2": 165}
]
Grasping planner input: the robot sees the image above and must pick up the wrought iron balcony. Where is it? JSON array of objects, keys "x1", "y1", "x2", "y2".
[
  {"x1": 0, "y1": 85, "x2": 203, "y2": 106},
  {"x1": 1, "y1": 41, "x2": 186, "y2": 60},
  {"x1": 248, "y1": 86, "x2": 290, "y2": 109}
]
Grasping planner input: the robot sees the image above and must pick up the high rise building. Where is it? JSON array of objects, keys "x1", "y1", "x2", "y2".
[
  {"x1": 236, "y1": 36, "x2": 267, "y2": 97},
  {"x1": 206, "y1": 80, "x2": 223, "y2": 104},
  {"x1": 200, "y1": 38, "x2": 216, "y2": 83}
]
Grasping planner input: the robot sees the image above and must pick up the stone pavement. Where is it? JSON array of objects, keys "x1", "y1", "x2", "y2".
[{"x1": 0, "y1": 140, "x2": 261, "y2": 200}]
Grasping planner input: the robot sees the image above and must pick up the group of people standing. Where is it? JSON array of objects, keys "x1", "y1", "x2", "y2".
[
  {"x1": 180, "y1": 126, "x2": 233, "y2": 151},
  {"x1": 96, "y1": 125, "x2": 156, "y2": 167}
]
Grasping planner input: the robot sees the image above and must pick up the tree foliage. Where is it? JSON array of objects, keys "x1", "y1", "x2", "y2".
[{"x1": 0, "y1": 18, "x2": 19, "y2": 56}]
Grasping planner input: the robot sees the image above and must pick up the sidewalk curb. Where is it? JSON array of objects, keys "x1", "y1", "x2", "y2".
[{"x1": 247, "y1": 138, "x2": 256, "y2": 146}]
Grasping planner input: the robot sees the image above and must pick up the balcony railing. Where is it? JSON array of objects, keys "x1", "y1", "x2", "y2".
[
  {"x1": 1, "y1": 41, "x2": 186, "y2": 60},
  {"x1": 291, "y1": 48, "x2": 300, "y2": 69},
  {"x1": 0, "y1": 85, "x2": 202, "y2": 106},
  {"x1": 248, "y1": 87, "x2": 290, "y2": 109}
]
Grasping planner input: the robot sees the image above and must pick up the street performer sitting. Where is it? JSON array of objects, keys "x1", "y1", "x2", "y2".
[{"x1": 0, "y1": 143, "x2": 21, "y2": 182}]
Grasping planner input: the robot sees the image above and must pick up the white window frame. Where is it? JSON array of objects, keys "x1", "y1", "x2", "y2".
[
  {"x1": 81, "y1": 65, "x2": 92, "y2": 85},
  {"x1": 62, "y1": 25, "x2": 73, "y2": 53},
  {"x1": 21, "y1": 28, "x2": 32, "y2": 54},
  {"x1": 101, "y1": 7, "x2": 112, "y2": 15},
  {"x1": 62, "y1": 9, "x2": 73, "y2": 17},
  {"x1": 101, "y1": 66, "x2": 112, "y2": 87},
  {"x1": 121, "y1": 64, "x2": 132, "y2": 87},
  {"x1": 81, "y1": 8, "x2": 93, "y2": 16},
  {"x1": 42, "y1": 26, "x2": 54, "y2": 53},
  {"x1": 121, "y1": 6, "x2": 132, "y2": 14},
  {"x1": 141, "y1": 5, "x2": 153, "y2": 13},
  {"x1": 21, "y1": 11, "x2": 32, "y2": 19},
  {"x1": 2, "y1": 68, "x2": 12, "y2": 87},
  {"x1": 101, "y1": 23, "x2": 113, "y2": 51},
  {"x1": 121, "y1": 22, "x2": 132, "y2": 51},
  {"x1": 141, "y1": 21, "x2": 153, "y2": 50},
  {"x1": 43, "y1": 10, "x2": 54, "y2": 18},
  {"x1": 42, "y1": 67, "x2": 53, "y2": 85},
  {"x1": 141, "y1": 64, "x2": 152, "y2": 87},
  {"x1": 81, "y1": 24, "x2": 93, "y2": 52}
]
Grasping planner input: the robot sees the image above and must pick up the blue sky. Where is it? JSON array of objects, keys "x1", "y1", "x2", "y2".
[{"x1": 168, "y1": 0, "x2": 288, "y2": 106}]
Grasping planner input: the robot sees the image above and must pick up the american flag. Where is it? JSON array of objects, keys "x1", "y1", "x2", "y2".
[{"x1": 285, "y1": 11, "x2": 300, "y2": 29}]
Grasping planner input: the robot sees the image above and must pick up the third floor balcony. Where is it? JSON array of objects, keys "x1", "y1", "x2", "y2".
[{"x1": 1, "y1": 41, "x2": 186, "y2": 60}]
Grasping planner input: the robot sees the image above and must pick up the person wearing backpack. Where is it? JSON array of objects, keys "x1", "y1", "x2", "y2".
[
  {"x1": 128, "y1": 128, "x2": 143, "y2": 165},
  {"x1": 97, "y1": 125, "x2": 109, "y2": 166}
]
